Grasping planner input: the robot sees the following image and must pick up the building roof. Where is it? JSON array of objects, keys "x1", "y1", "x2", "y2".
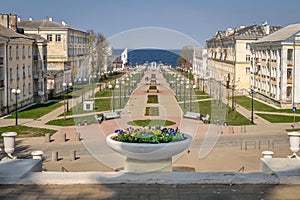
[
  {"x1": 18, "y1": 20, "x2": 72, "y2": 29},
  {"x1": 25, "y1": 33, "x2": 47, "y2": 42},
  {"x1": 256, "y1": 23, "x2": 300, "y2": 43},
  {"x1": 207, "y1": 23, "x2": 281, "y2": 43},
  {"x1": 18, "y1": 20, "x2": 87, "y2": 34},
  {"x1": 230, "y1": 25, "x2": 281, "y2": 39},
  {"x1": 0, "y1": 24, "x2": 33, "y2": 39}
]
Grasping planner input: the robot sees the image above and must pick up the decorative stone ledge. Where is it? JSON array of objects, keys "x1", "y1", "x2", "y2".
[{"x1": 260, "y1": 158, "x2": 300, "y2": 184}]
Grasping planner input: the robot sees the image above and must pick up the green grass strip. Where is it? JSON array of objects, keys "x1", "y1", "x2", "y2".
[
  {"x1": 0, "y1": 126, "x2": 56, "y2": 138},
  {"x1": 5, "y1": 102, "x2": 62, "y2": 119},
  {"x1": 127, "y1": 119, "x2": 176, "y2": 127}
]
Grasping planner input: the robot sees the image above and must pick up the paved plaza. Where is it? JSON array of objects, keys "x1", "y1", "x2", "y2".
[{"x1": 1, "y1": 67, "x2": 300, "y2": 199}]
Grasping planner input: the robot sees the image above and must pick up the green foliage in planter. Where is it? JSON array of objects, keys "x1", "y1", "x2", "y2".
[{"x1": 113, "y1": 127, "x2": 184, "y2": 143}]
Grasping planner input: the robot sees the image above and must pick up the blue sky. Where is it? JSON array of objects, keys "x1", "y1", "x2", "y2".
[{"x1": 1, "y1": 0, "x2": 300, "y2": 48}]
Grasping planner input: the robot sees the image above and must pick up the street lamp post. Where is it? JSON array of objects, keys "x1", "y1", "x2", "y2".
[
  {"x1": 63, "y1": 82, "x2": 72, "y2": 112},
  {"x1": 187, "y1": 84, "x2": 196, "y2": 112},
  {"x1": 180, "y1": 80, "x2": 183, "y2": 101},
  {"x1": 78, "y1": 78, "x2": 84, "y2": 103},
  {"x1": 122, "y1": 78, "x2": 126, "y2": 102},
  {"x1": 12, "y1": 88, "x2": 21, "y2": 126},
  {"x1": 116, "y1": 80, "x2": 122, "y2": 108},
  {"x1": 248, "y1": 87, "x2": 257, "y2": 124},
  {"x1": 184, "y1": 80, "x2": 189, "y2": 109},
  {"x1": 109, "y1": 84, "x2": 116, "y2": 112}
]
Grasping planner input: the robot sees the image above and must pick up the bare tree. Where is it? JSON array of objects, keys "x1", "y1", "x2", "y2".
[
  {"x1": 177, "y1": 45, "x2": 193, "y2": 69},
  {"x1": 87, "y1": 31, "x2": 113, "y2": 76}
]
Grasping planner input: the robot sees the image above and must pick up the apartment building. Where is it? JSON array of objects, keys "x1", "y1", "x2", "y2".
[
  {"x1": 18, "y1": 18, "x2": 89, "y2": 94},
  {"x1": 27, "y1": 34, "x2": 48, "y2": 103},
  {"x1": 0, "y1": 18, "x2": 34, "y2": 116},
  {"x1": 206, "y1": 22, "x2": 281, "y2": 94},
  {"x1": 251, "y1": 23, "x2": 300, "y2": 108},
  {"x1": 0, "y1": 14, "x2": 48, "y2": 116}
]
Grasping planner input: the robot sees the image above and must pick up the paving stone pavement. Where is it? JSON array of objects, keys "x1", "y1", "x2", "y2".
[
  {"x1": 1, "y1": 67, "x2": 300, "y2": 199},
  {"x1": 0, "y1": 184, "x2": 300, "y2": 199}
]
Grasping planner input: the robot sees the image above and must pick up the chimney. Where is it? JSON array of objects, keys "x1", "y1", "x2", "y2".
[
  {"x1": 29, "y1": 17, "x2": 32, "y2": 21},
  {"x1": 17, "y1": 17, "x2": 21, "y2": 22},
  {"x1": 0, "y1": 14, "x2": 17, "y2": 31},
  {"x1": 49, "y1": 17, "x2": 52, "y2": 21},
  {"x1": 239, "y1": 25, "x2": 245, "y2": 30},
  {"x1": 226, "y1": 28, "x2": 234, "y2": 36},
  {"x1": 61, "y1": 20, "x2": 66, "y2": 26},
  {"x1": 262, "y1": 21, "x2": 270, "y2": 35}
]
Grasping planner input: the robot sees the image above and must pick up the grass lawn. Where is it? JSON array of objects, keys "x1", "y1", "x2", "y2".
[
  {"x1": 147, "y1": 95, "x2": 158, "y2": 103},
  {"x1": 197, "y1": 100, "x2": 252, "y2": 126},
  {"x1": 95, "y1": 89, "x2": 112, "y2": 97},
  {"x1": 46, "y1": 115, "x2": 98, "y2": 126},
  {"x1": 5, "y1": 102, "x2": 62, "y2": 119},
  {"x1": 234, "y1": 96, "x2": 300, "y2": 114},
  {"x1": 194, "y1": 89, "x2": 208, "y2": 96},
  {"x1": 63, "y1": 95, "x2": 130, "y2": 116},
  {"x1": 196, "y1": 95, "x2": 211, "y2": 100},
  {"x1": 0, "y1": 126, "x2": 56, "y2": 138},
  {"x1": 256, "y1": 113, "x2": 300, "y2": 123},
  {"x1": 64, "y1": 98, "x2": 112, "y2": 116},
  {"x1": 127, "y1": 119, "x2": 176, "y2": 127}
]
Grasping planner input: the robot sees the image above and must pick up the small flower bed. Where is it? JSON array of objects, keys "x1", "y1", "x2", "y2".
[{"x1": 113, "y1": 127, "x2": 185, "y2": 143}]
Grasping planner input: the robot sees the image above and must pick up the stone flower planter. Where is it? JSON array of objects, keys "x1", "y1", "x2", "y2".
[
  {"x1": 106, "y1": 133, "x2": 192, "y2": 172},
  {"x1": 287, "y1": 132, "x2": 300, "y2": 159},
  {"x1": 2, "y1": 132, "x2": 17, "y2": 159}
]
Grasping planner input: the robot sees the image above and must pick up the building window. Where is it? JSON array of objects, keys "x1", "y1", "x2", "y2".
[
  {"x1": 28, "y1": 83, "x2": 31, "y2": 94},
  {"x1": 56, "y1": 34, "x2": 61, "y2": 42},
  {"x1": 28, "y1": 65, "x2": 31, "y2": 76},
  {"x1": 287, "y1": 49, "x2": 293, "y2": 60},
  {"x1": 47, "y1": 34, "x2": 53, "y2": 42},
  {"x1": 23, "y1": 83, "x2": 26, "y2": 96},
  {"x1": 246, "y1": 55, "x2": 251, "y2": 61},
  {"x1": 246, "y1": 43, "x2": 251, "y2": 50},
  {"x1": 22, "y1": 45, "x2": 25, "y2": 58},
  {"x1": 22, "y1": 65, "x2": 25, "y2": 77},
  {"x1": 9, "y1": 68, "x2": 13, "y2": 80},
  {"x1": 16, "y1": 65, "x2": 19, "y2": 79},
  {"x1": 246, "y1": 67, "x2": 250, "y2": 74},
  {"x1": 28, "y1": 46, "x2": 31, "y2": 57},
  {"x1": 16, "y1": 45, "x2": 19, "y2": 58},
  {"x1": 10, "y1": 89, "x2": 13, "y2": 101},
  {"x1": 9, "y1": 46, "x2": 12, "y2": 59}
]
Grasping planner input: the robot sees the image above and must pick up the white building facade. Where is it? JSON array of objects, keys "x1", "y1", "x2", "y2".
[
  {"x1": 192, "y1": 47, "x2": 207, "y2": 89},
  {"x1": 251, "y1": 23, "x2": 300, "y2": 108}
]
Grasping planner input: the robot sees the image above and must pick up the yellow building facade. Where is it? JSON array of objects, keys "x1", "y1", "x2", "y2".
[{"x1": 206, "y1": 23, "x2": 281, "y2": 95}]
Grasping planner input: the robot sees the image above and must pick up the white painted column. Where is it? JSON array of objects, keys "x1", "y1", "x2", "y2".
[
  {"x1": 276, "y1": 50, "x2": 281, "y2": 100},
  {"x1": 281, "y1": 48, "x2": 288, "y2": 101}
]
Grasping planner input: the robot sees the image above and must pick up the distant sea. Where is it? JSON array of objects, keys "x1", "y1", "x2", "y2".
[{"x1": 114, "y1": 49, "x2": 180, "y2": 67}]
